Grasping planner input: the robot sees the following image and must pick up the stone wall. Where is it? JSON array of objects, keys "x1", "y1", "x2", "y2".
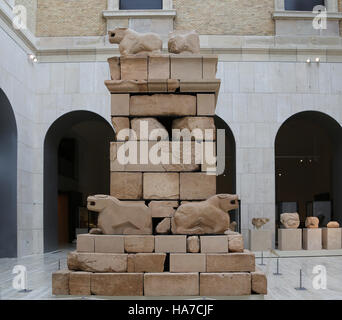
[
  {"x1": 15, "y1": 0, "x2": 37, "y2": 34},
  {"x1": 36, "y1": 0, "x2": 107, "y2": 37}
]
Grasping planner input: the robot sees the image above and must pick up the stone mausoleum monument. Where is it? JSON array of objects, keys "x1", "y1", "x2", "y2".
[{"x1": 52, "y1": 28, "x2": 267, "y2": 297}]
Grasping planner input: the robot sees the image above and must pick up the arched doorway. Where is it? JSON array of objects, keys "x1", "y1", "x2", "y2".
[
  {"x1": 275, "y1": 111, "x2": 342, "y2": 239},
  {"x1": 0, "y1": 89, "x2": 17, "y2": 258},
  {"x1": 44, "y1": 111, "x2": 115, "y2": 252}
]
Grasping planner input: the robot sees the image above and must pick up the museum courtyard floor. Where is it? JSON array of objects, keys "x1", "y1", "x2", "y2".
[{"x1": 1, "y1": 248, "x2": 342, "y2": 300}]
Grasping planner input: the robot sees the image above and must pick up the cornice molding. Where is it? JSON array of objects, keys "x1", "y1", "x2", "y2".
[{"x1": 272, "y1": 10, "x2": 342, "y2": 20}]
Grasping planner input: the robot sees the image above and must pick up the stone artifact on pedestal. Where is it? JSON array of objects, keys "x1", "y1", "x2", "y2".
[
  {"x1": 280, "y1": 213, "x2": 300, "y2": 229},
  {"x1": 168, "y1": 30, "x2": 200, "y2": 54},
  {"x1": 252, "y1": 218, "x2": 270, "y2": 229},
  {"x1": 305, "y1": 216, "x2": 319, "y2": 229},
  {"x1": 303, "y1": 228, "x2": 322, "y2": 250},
  {"x1": 327, "y1": 221, "x2": 340, "y2": 228},
  {"x1": 322, "y1": 227, "x2": 342, "y2": 250}
]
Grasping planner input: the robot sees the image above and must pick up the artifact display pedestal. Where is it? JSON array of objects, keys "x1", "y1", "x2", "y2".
[
  {"x1": 249, "y1": 230, "x2": 272, "y2": 252},
  {"x1": 322, "y1": 228, "x2": 342, "y2": 250},
  {"x1": 303, "y1": 228, "x2": 322, "y2": 250},
  {"x1": 278, "y1": 228, "x2": 302, "y2": 251}
]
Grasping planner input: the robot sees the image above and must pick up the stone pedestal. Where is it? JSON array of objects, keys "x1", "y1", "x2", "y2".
[
  {"x1": 303, "y1": 228, "x2": 322, "y2": 250},
  {"x1": 278, "y1": 229, "x2": 302, "y2": 251},
  {"x1": 322, "y1": 228, "x2": 342, "y2": 250},
  {"x1": 249, "y1": 230, "x2": 272, "y2": 252}
]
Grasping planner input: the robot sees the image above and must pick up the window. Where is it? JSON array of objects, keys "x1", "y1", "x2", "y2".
[
  {"x1": 285, "y1": 0, "x2": 325, "y2": 11},
  {"x1": 119, "y1": 0, "x2": 162, "y2": 10}
]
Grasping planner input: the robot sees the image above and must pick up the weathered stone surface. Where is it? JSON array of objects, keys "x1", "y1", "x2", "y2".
[
  {"x1": 172, "y1": 117, "x2": 216, "y2": 141},
  {"x1": 251, "y1": 271, "x2": 267, "y2": 295},
  {"x1": 130, "y1": 94, "x2": 196, "y2": 116},
  {"x1": 124, "y1": 235, "x2": 155, "y2": 253},
  {"x1": 77, "y1": 234, "x2": 95, "y2": 253},
  {"x1": 69, "y1": 272, "x2": 91, "y2": 296},
  {"x1": 187, "y1": 236, "x2": 200, "y2": 253},
  {"x1": 168, "y1": 31, "x2": 200, "y2": 54},
  {"x1": 303, "y1": 228, "x2": 322, "y2": 250},
  {"x1": 278, "y1": 228, "x2": 302, "y2": 251},
  {"x1": 200, "y1": 236, "x2": 229, "y2": 253},
  {"x1": 197, "y1": 94, "x2": 216, "y2": 116},
  {"x1": 91, "y1": 273, "x2": 144, "y2": 296},
  {"x1": 108, "y1": 57, "x2": 120, "y2": 80},
  {"x1": 127, "y1": 253, "x2": 166, "y2": 272},
  {"x1": 87, "y1": 195, "x2": 152, "y2": 235},
  {"x1": 170, "y1": 55, "x2": 203, "y2": 80},
  {"x1": 228, "y1": 234, "x2": 244, "y2": 253},
  {"x1": 67, "y1": 252, "x2": 127, "y2": 273},
  {"x1": 89, "y1": 228, "x2": 103, "y2": 235},
  {"x1": 327, "y1": 221, "x2": 340, "y2": 228},
  {"x1": 229, "y1": 221, "x2": 237, "y2": 232},
  {"x1": 110, "y1": 173, "x2": 143, "y2": 199},
  {"x1": 94, "y1": 235, "x2": 124, "y2": 253},
  {"x1": 167, "y1": 79, "x2": 180, "y2": 92},
  {"x1": 280, "y1": 213, "x2": 300, "y2": 229},
  {"x1": 149, "y1": 201, "x2": 178, "y2": 218},
  {"x1": 156, "y1": 218, "x2": 171, "y2": 234},
  {"x1": 200, "y1": 273, "x2": 251, "y2": 296},
  {"x1": 206, "y1": 251, "x2": 255, "y2": 272},
  {"x1": 172, "y1": 194, "x2": 238, "y2": 234},
  {"x1": 252, "y1": 218, "x2": 270, "y2": 229},
  {"x1": 170, "y1": 254, "x2": 206, "y2": 272},
  {"x1": 179, "y1": 173, "x2": 216, "y2": 200},
  {"x1": 144, "y1": 273, "x2": 199, "y2": 296},
  {"x1": 305, "y1": 216, "x2": 319, "y2": 229},
  {"x1": 52, "y1": 270, "x2": 70, "y2": 295},
  {"x1": 155, "y1": 235, "x2": 187, "y2": 253},
  {"x1": 111, "y1": 94, "x2": 130, "y2": 116},
  {"x1": 109, "y1": 28, "x2": 162, "y2": 55},
  {"x1": 143, "y1": 173, "x2": 180, "y2": 200},
  {"x1": 249, "y1": 229, "x2": 272, "y2": 252},
  {"x1": 203, "y1": 55, "x2": 218, "y2": 79},
  {"x1": 112, "y1": 117, "x2": 130, "y2": 140},
  {"x1": 148, "y1": 55, "x2": 170, "y2": 79},
  {"x1": 106, "y1": 80, "x2": 148, "y2": 93},
  {"x1": 121, "y1": 55, "x2": 148, "y2": 80},
  {"x1": 148, "y1": 79, "x2": 168, "y2": 92},
  {"x1": 130, "y1": 118, "x2": 168, "y2": 141},
  {"x1": 322, "y1": 228, "x2": 342, "y2": 250}
]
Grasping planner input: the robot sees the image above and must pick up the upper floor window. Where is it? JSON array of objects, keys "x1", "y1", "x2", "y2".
[
  {"x1": 285, "y1": 0, "x2": 325, "y2": 11},
  {"x1": 119, "y1": 0, "x2": 163, "y2": 10}
]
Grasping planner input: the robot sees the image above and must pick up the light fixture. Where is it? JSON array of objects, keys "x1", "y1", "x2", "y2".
[
  {"x1": 315, "y1": 57, "x2": 320, "y2": 63},
  {"x1": 28, "y1": 53, "x2": 38, "y2": 63},
  {"x1": 306, "y1": 58, "x2": 311, "y2": 64},
  {"x1": 300, "y1": 159, "x2": 303, "y2": 163}
]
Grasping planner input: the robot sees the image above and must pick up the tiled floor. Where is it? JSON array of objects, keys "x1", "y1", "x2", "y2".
[{"x1": 1, "y1": 247, "x2": 342, "y2": 300}]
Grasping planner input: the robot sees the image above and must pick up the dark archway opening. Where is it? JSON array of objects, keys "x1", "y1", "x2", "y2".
[
  {"x1": 275, "y1": 111, "x2": 342, "y2": 243},
  {"x1": 0, "y1": 89, "x2": 17, "y2": 258},
  {"x1": 44, "y1": 111, "x2": 115, "y2": 252}
]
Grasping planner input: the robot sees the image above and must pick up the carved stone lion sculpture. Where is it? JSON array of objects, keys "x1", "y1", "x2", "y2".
[
  {"x1": 252, "y1": 218, "x2": 270, "y2": 229},
  {"x1": 108, "y1": 28, "x2": 162, "y2": 55},
  {"x1": 171, "y1": 194, "x2": 239, "y2": 235},
  {"x1": 168, "y1": 30, "x2": 200, "y2": 54},
  {"x1": 305, "y1": 216, "x2": 319, "y2": 229},
  {"x1": 87, "y1": 195, "x2": 152, "y2": 235},
  {"x1": 280, "y1": 213, "x2": 300, "y2": 229}
]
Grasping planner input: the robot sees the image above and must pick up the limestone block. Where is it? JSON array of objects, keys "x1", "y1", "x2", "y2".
[
  {"x1": 156, "y1": 218, "x2": 171, "y2": 234},
  {"x1": 167, "y1": 79, "x2": 180, "y2": 92},
  {"x1": 112, "y1": 117, "x2": 130, "y2": 141},
  {"x1": 278, "y1": 228, "x2": 302, "y2": 251},
  {"x1": 130, "y1": 94, "x2": 196, "y2": 116},
  {"x1": 172, "y1": 194, "x2": 238, "y2": 234},
  {"x1": 147, "y1": 79, "x2": 168, "y2": 92},
  {"x1": 120, "y1": 55, "x2": 148, "y2": 80},
  {"x1": 200, "y1": 273, "x2": 251, "y2": 296},
  {"x1": 228, "y1": 234, "x2": 244, "y2": 253},
  {"x1": 202, "y1": 55, "x2": 218, "y2": 79},
  {"x1": 280, "y1": 213, "x2": 300, "y2": 229},
  {"x1": 170, "y1": 254, "x2": 206, "y2": 272},
  {"x1": 124, "y1": 235, "x2": 155, "y2": 253},
  {"x1": 69, "y1": 272, "x2": 91, "y2": 296},
  {"x1": 179, "y1": 173, "x2": 216, "y2": 200},
  {"x1": 76, "y1": 234, "x2": 95, "y2": 253},
  {"x1": 144, "y1": 273, "x2": 199, "y2": 296},
  {"x1": 180, "y1": 80, "x2": 221, "y2": 94},
  {"x1": 110, "y1": 172, "x2": 143, "y2": 199},
  {"x1": 249, "y1": 229, "x2": 272, "y2": 252},
  {"x1": 91, "y1": 273, "x2": 143, "y2": 296},
  {"x1": 206, "y1": 251, "x2": 255, "y2": 272},
  {"x1": 200, "y1": 236, "x2": 228, "y2": 253},
  {"x1": 303, "y1": 228, "x2": 322, "y2": 250},
  {"x1": 148, "y1": 55, "x2": 170, "y2": 79},
  {"x1": 52, "y1": 270, "x2": 70, "y2": 295},
  {"x1": 108, "y1": 57, "x2": 120, "y2": 80},
  {"x1": 67, "y1": 252, "x2": 127, "y2": 273},
  {"x1": 170, "y1": 55, "x2": 202, "y2": 80},
  {"x1": 111, "y1": 94, "x2": 130, "y2": 116},
  {"x1": 127, "y1": 253, "x2": 166, "y2": 273},
  {"x1": 197, "y1": 94, "x2": 216, "y2": 116},
  {"x1": 149, "y1": 201, "x2": 178, "y2": 218},
  {"x1": 168, "y1": 31, "x2": 200, "y2": 54},
  {"x1": 130, "y1": 118, "x2": 168, "y2": 141},
  {"x1": 94, "y1": 235, "x2": 124, "y2": 253},
  {"x1": 106, "y1": 80, "x2": 148, "y2": 93},
  {"x1": 187, "y1": 236, "x2": 200, "y2": 253},
  {"x1": 251, "y1": 271, "x2": 267, "y2": 295},
  {"x1": 322, "y1": 228, "x2": 341, "y2": 250},
  {"x1": 155, "y1": 235, "x2": 187, "y2": 253},
  {"x1": 172, "y1": 117, "x2": 216, "y2": 141},
  {"x1": 143, "y1": 173, "x2": 179, "y2": 200},
  {"x1": 87, "y1": 195, "x2": 152, "y2": 235}
]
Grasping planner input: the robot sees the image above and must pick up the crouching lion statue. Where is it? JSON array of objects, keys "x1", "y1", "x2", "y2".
[
  {"x1": 87, "y1": 195, "x2": 152, "y2": 235},
  {"x1": 171, "y1": 194, "x2": 239, "y2": 235},
  {"x1": 108, "y1": 28, "x2": 162, "y2": 55}
]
